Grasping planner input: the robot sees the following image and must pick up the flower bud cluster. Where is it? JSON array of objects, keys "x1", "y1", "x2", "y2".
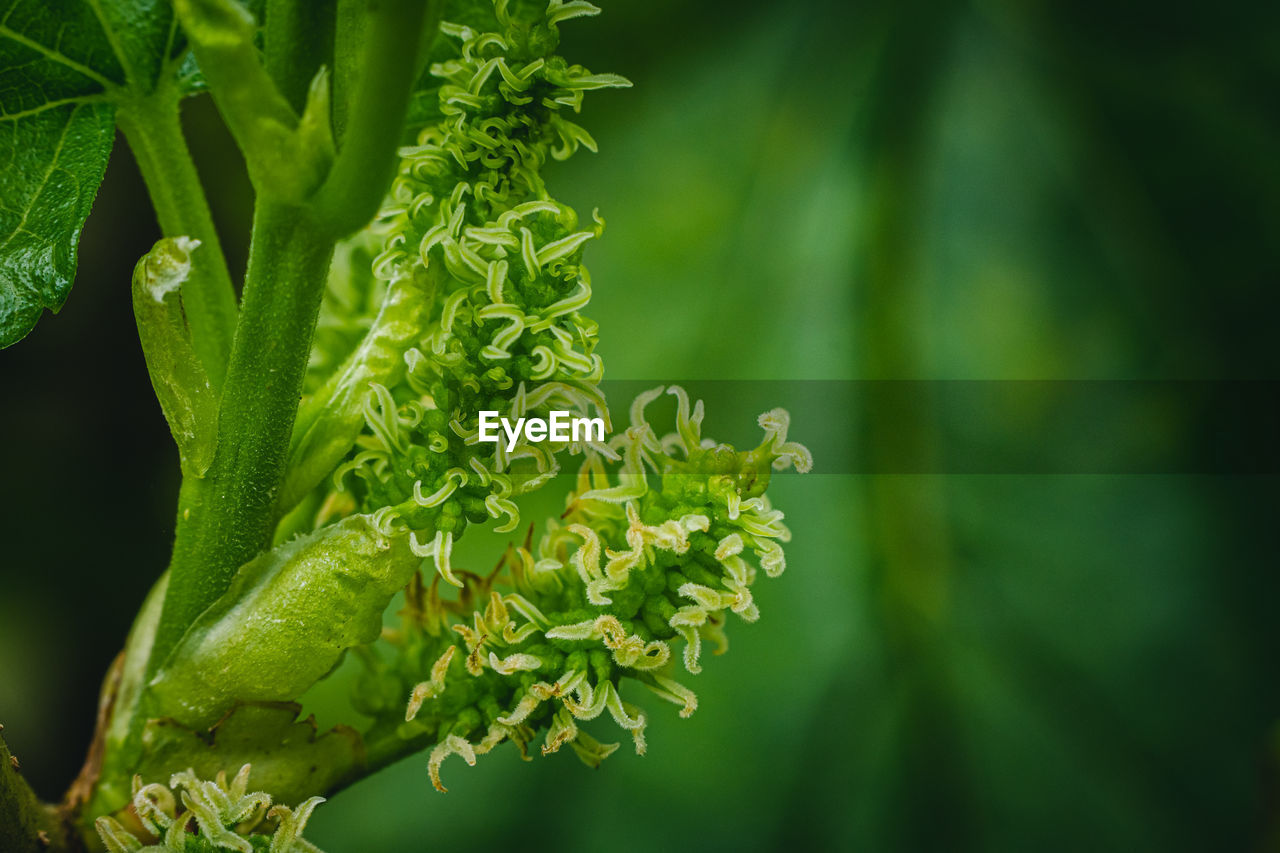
[
  {"x1": 325, "y1": 0, "x2": 629, "y2": 579},
  {"x1": 352, "y1": 387, "x2": 811, "y2": 790},
  {"x1": 94, "y1": 764, "x2": 325, "y2": 853}
]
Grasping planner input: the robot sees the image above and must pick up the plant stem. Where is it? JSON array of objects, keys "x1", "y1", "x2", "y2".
[
  {"x1": 175, "y1": 0, "x2": 298, "y2": 158},
  {"x1": 265, "y1": 0, "x2": 337, "y2": 113},
  {"x1": 148, "y1": 201, "x2": 335, "y2": 675},
  {"x1": 362, "y1": 726, "x2": 431, "y2": 775},
  {"x1": 311, "y1": 0, "x2": 439, "y2": 236},
  {"x1": 331, "y1": 0, "x2": 369, "y2": 143},
  {"x1": 176, "y1": 0, "x2": 332, "y2": 203},
  {"x1": 277, "y1": 267, "x2": 437, "y2": 520},
  {"x1": 140, "y1": 0, "x2": 438, "y2": 697},
  {"x1": 117, "y1": 87, "x2": 238, "y2": 390},
  {"x1": 1, "y1": 731, "x2": 79, "y2": 852}
]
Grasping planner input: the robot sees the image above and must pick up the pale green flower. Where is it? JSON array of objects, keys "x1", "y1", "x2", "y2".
[{"x1": 94, "y1": 765, "x2": 324, "y2": 853}]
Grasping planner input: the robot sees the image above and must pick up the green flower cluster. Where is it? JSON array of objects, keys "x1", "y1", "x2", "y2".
[
  {"x1": 353, "y1": 387, "x2": 812, "y2": 791},
  {"x1": 206, "y1": 0, "x2": 812, "y2": 804},
  {"x1": 95, "y1": 765, "x2": 324, "y2": 853},
  {"x1": 325, "y1": 0, "x2": 630, "y2": 582}
]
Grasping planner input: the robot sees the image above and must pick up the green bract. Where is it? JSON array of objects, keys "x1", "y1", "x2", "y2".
[
  {"x1": 133, "y1": 237, "x2": 219, "y2": 477},
  {"x1": 148, "y1": 514, "x2": 419, "y2": 729}
]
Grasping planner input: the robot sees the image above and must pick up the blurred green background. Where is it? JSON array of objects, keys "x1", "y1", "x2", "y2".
[{"x1": 2, "y1": 0, "x2": 1279, "y2": 850}]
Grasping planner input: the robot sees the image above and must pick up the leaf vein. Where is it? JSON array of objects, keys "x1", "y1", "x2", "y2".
[
  {"x1": 83, "y1": 0, "x2": 137, "y2": 87},
  {"x1": 0, "y1": 93, "x2": 106, "y2": 121},
  {"x1": 0, "y1": 100, "x2": 83, "y2": 260},
  {"x1": 0, "y1": 24, "x2": 114, "y2": 89}
]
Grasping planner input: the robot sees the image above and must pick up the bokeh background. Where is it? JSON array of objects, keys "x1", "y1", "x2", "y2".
[{"x1": 2, "y1": 0, "x2": 1279, "y2": 850}]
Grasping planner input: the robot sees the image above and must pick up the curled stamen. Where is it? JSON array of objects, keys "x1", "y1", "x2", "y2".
[
  {"x1": 267, "y1": 797, "x2": 324, "y2": 853},
  {"x1": 646, "y1": 674, "x2": 699, "y2": 718},
  {"x1": 487, "y1": 651, "x2": 543, "y2": 674},
  {"x1": 411, "y1": 530, "x2": 460, "y2": 586},
  {"x1": 407, "y1": 646, "x2": 457, "y2": 721},
  {"x1": 428, "y1": 734, "x2": 477, "y2": 793},
  {"x1": 485, "y1": 494, "x2": 520, "y2": 533},
  {"x1": 413, "y1": 470, "x2": 465, "y2": 507},
  {"x1": 363, "y1": 383, "x2": 409, "y2": 454},
  {"x1": 758, "y1": 407, "x2": 814, "y2": 472},
  {"x1": 546, "y1": 0, "x2": 602, "y2": 26},
  {"x1": 497, "y1": 692, "x2": 542, "y2": 726},
  {"x1": 97, "y1": 765, "x2": 309, "y2": 853},
  {"x1": 542, "y1": 707, "x2": 579, "y2": 755},
  {"x1": 94, "y1": 817, "x2": 140, "y2": 853},
  {"x1": 317, "y1": 0, "x2": 808, "y2": 800},
  {"x1": 568, "y1": 729, "x2": 620, "y2": 768}
]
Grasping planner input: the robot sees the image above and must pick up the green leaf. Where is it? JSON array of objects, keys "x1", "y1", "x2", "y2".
[
  {"x1": 0, "y1": 1, "x2": 180, "y2": 348},
  {"x1": 87, "y1": 0, "x2": 181, "y2": 91},
  {"x1": 0, "y1": 101, "x2": 115, "y2": 347},
  {"x1": 147, "y1": 514, "x2": 419, "y2": 729},
  {"x1": 0, "y1": 3, "x2": 125, "y2": 95}
]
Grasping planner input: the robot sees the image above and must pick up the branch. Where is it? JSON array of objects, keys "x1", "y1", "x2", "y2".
[
  {"x1": 0, "y1": 728, "x2": 80, "y2": 853},
  {"x1": 175, "y1": 0, "x2": 334, "y2": 203},
  {"x1": 310, "y1": 0, "x2": 440, "y2": 236},
  {"x1": 265, "y1": 0, "x2": 337, "y2": 112}
]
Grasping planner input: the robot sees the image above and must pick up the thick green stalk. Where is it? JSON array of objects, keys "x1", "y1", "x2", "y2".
[
  {"x1": 117, "y1": 88, "x2": 238, "y2": 390},
  {"x1": 311, "y1": 0, "x2": 439, "y2": 236},
  {"x1": 148, "y1": 201, "x2": 335, "y2": 675},
  {"x1": 140, "y1": 0, "x2": 435, "y2": 694},
  {"x1": 265, "y1": 0, "x2": 337, "y2": 113},
  {"x1": 331, "y1": 0, "x2": 370, "y2": 143},
  {"x1": 132, "y1": 0, "x2": 436, "y2": 745},
  {"x1": 0, "y1": 731, "x2": 77, "y2": 852}
]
